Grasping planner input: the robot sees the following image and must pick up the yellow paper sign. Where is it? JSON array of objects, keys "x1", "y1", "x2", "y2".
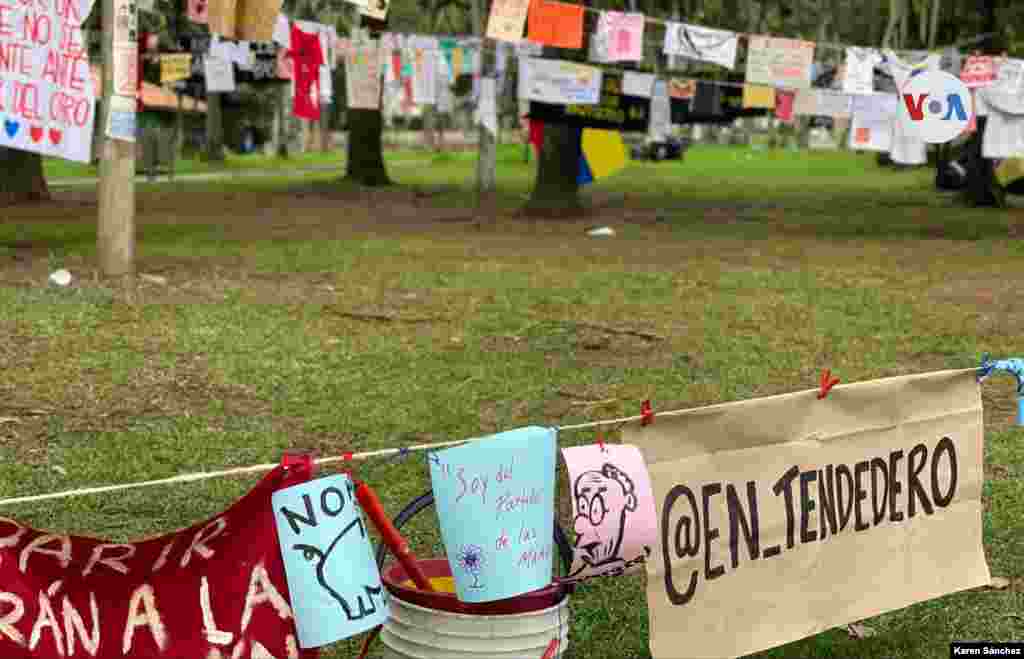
[{"x1": 160, "y1": 53, "x2": 192, "y2": 83}]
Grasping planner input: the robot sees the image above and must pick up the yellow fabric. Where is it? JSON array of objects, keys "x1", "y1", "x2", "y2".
[
  {"x1": 581, "y1": 128, "x2": 626, "y2": 179},
  {"x1": 400, "y1": 576, "x2": 457, "y2": 593},
  {"x1": 995, "y1": 158, "x2": 1024, "y2": 187},
  {"x1": 742, "y1": 84, "x2": 775, "y2": 109},
  {"x1": 452, "y1": 48, "x2": 464, "y2": 77}
]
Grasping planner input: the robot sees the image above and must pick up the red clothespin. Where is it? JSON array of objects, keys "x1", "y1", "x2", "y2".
[
  {"x1": 640, "y1": 399, "x2": 654, "y2": 426},
  {"x1": 541, "y1": 639, "x2": 560, "y2": 659},
  {"x1": 280, "y1": 450, "x2": 316, "y2": 479},
  {"x1": 596, "y1": 429, "x2": 607, "y2": 453},
  {"x1": 817, "y1": 369, "x2": 840, "y2": 399}
]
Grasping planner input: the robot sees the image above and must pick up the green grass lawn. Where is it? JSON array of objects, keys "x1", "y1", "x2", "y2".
[{"x1": 3, "y1": 145, "x2": 1022, "y2": 658}]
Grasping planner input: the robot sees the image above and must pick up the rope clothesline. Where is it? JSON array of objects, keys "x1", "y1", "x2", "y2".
[{"x1": 0, "y1": 411, "x2": 655, "y2": 508}]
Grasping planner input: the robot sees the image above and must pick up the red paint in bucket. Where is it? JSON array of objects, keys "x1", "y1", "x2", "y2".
[{"x1": 382, "y1": 559, "x2": 568, "y2": 615}]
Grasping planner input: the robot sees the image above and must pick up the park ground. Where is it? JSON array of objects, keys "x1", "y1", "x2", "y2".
[{"x1": 2, "y1": 144, "x2": 1023, "y2": 658}]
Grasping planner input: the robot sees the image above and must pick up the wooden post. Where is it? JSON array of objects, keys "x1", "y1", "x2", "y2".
[{"x1": 97, "y1": 0, "x2": 135, "y2": 277}]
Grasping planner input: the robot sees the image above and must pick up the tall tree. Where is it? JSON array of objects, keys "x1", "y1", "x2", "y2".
[{"x1": 0, "y1": 149, "x2": 51, "y2": 207}]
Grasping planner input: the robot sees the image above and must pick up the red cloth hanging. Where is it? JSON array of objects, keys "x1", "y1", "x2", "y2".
[{"x1": 289, "y1": 23, "x2": 324, "y2": 121}]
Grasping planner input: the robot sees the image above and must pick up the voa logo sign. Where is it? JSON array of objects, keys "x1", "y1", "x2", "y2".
[{"x1": 898, "y1": 70, "x2": 973, "y2": 144}]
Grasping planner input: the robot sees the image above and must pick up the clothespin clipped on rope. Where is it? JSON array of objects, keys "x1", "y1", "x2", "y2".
[
  {"x1": 817, "y1": 370, "x2": 840, "y2": 400},
  {"x1": 977, "y1": 354, "x2": 1024, "y2": 426},
  {"x1": 596, "y1": 429, "x2": 607, "y2": 453},
  {"x1": 280, "y1": 450, "x2": 315, "y2": 478},
  {"x1": 640, "y1": 399, "x2": 655, "y2": 426}
]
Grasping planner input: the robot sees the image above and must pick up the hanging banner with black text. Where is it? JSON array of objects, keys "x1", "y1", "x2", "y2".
[{"x1": 627, "y1": 369, "x2": 990, "y2": 659}]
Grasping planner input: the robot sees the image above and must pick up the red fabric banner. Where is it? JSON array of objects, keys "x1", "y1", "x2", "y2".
[{"x1": 0, "y1": 466, "x2": 320, "y2": 659}]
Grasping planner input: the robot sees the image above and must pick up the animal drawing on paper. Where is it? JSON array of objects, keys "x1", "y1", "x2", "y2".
[
  {"x1": 281, "y1": 482, "x2": 387, "y2": 623},
  {"x1": 568, "y1": 463, "x2": 649, "y2": 578}
]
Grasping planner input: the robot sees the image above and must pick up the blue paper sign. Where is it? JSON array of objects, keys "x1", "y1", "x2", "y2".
[
  {"x1": 272, "y1": 474, "x2": 388, "y2": 648},
  {"x1": 429, "y1": 426, "x2": 557, "y2": 603}
]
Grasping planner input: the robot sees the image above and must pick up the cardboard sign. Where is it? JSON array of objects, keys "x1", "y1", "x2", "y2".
[
  {"x1": 429, "y1": 427, "x2": 557, "y2": 603},
  {"x1": 272, "y1": 475, "x2": 388, "y2": 649},
  {"x1": 631, "y1": 369, "x2": 989, "y2": 659},
  {"x1": 0, "y1": 0, "x2": 97, "y2": 162},
  {"x1": 0, "y1": 467, "x2": 319, "y2": 659},
  {"x1": 561, "y1": 444, "x2": 657, "y2": 582},
  {"x1": 746, "y1": 35, "x2": 815, "y2": 89}
]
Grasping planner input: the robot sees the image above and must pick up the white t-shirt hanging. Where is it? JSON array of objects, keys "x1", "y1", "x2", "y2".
[
  {"x1": 978, "y1": 86, "x2": 1024, "y2": 159},
  {"x1": 843, "y1": 47, "x2": 880, "y2": 95},
  {"x1": 882, "y1": 51, "x2": 937, "y2": 165},
  {"x1": 663, "y1": 23, "x2": 738, "y2": 70},
  {"x1": 994, "y1": 58, "x2": 1024, "y2": 94},
  {"x1": 272, "y1": 14, "x2": 290, "y2": 47}
]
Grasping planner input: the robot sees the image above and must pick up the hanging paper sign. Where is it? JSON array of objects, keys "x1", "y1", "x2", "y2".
[
  {"x1": 160, "y1": 54, "x2": 193, "y2": 83},
  {"x1": 0, "y1": 467, "x2": 316, "y2": 659},
  {"x1": 429, "y1": 427, "x2": 557, "y2": 603},
  {"x1": 106, "y1": 94, "x2": 137, "y2": 142},
  {"x1": 528, "y1": 72, "x2": 648, "y2": 131},
  {"x1": 272, "y1": 474, "x2": 388, "y2": 649},
  {"x1": 663, "y1": 23, "x2": 738, "y2": 70},
  {"x1": 360, "y1": 0, "x2": 389, "y2": 20},
  {"x1": 596, "y1": 11, "x2": 644, "y2": 62},
  {"x1": 486, "y1": 0, "x2": 529, "y2": 42},
  {"x1": 994, "y1": 58, "x2": 1023, "y2": 93},
  {"x1": 745, "y1": 36, "x2": 815, "y2": 89},
  {"x1": 0, "y1": 0, "x2": 96, "y2": 162},
  {"x1": 112, "y1": 43, "x2": 138, "y2": 99},
  {"x1": 188, "y1": 0, "x2": 209, "y2": 22},
  {"x1": 961, "y1": 55, "x2": 997, "y2": 88},
  {"x1": 205, "y1": 56, "x2": 236, "y2": 92},
  {"x1": 634, "y1": 369, "x2": 989, "y2": 659},
  {"x1": 114, "y1": 0, "x2": 138, "y2": 43},
  {"x1": 519, "y1": 56, "x2": 601, "y2": 105},
  {"x1": 622, "y1": 71, "x2": 655, "y2": 98},
  {"x1": 560, "y1": 444, "x2": 656, "y2": 583},
  {"x1": 849, "y1": 115, "x2": 892, "y2": 151}
]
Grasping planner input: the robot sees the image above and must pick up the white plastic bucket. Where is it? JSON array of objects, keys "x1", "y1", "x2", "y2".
[{"x1": 380, "y1": 594, "x2": 570, "y2": 659}]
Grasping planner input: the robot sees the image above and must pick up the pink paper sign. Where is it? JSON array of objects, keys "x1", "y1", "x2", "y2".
[
  {"x1": 599, "y1": 11, "x2": 644, "y2": 62},
  {"x1": 560, "y1": 443, "x2": 656, "y2": 583}
]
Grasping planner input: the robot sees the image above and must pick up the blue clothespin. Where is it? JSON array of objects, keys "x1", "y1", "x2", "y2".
[{"x1": 978, "y1": 354, "x2": 1024, "y2": 425}]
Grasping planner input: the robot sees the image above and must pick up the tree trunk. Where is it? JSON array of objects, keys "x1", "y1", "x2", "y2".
[
  {"x1": 206, "y1": 92, "x2": 225, "y2": 161},
  {"x1": 345, "y1": 109, "x2": 391, "y2": 185},
  {"x1": 927, "y1": 0, "x2": 940, "y2": 48},
  {"x1": 473, "y1": 0, "x2": 496, "y2": 193},
  {"x1": 523, "y1": 122, "x2": 583, "y2": 216},
  {"x1": 423, "y1": 106, "x2": 438, "y2": 150},
  {"x1": 0, "y1": 148, "x2": 51, "y2": 206},
  {"x1": 273, "y1": 84, "x2": 288, "y2": 158}
]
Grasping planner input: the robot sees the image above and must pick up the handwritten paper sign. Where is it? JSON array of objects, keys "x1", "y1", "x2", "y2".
[
  {"x1": 429, "y1": 426, "x2": 557, "y2": 603},
  {"x1": 160, "y1": 54, "x2": 193, "y2": 83},
  {"x1": 961, "y1": 55, "x2": 997, "y2": 88},
  {"x1": 528, "y1": 71, "x2": 649, "y2": 131},
  {"x1": 106, "y1": 94, "x2": 136, "y2": 142},
  {"x1": 596, "y1": 11, "x2": 644, "y2": 62},
  {"x1": 272, "y1": 474, "x2": 388, "y2": 648},
  {"x1": 0, "y1": 0, "x2": 97, "y2": 162},
  {"x1": 205, "y1": 55, "x2": 236, "y2": 92},
  {"x1": 520, "y1": 56, "x2": 601, "y2": 105},
  {"x1": 633, "y1": 369, "x2": 989, "y2": 659},
  {"x1": 746, "y1": 36, "x2": 815, "y2": 89},
  {"x1": 663, "y1": 23, "x2": 738, "y2": 70},
  {"x1": 345, "y1": 45, "x2": 381, "y2": 109},
  {"x1": 486, "y1": 0, "x2": 529, "y2": 43},
  {"x1": 0, "y1": 467, "x2": 315, "y2": 659},
  {"x1": 560, "y1": 444, "x2": 656, "y2": 583}
]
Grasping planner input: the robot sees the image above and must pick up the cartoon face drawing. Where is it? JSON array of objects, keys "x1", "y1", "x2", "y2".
[
  {"x1": 292, "y1": 515, "x2": 386, "y2": 622},
  {"x1": 570, "y1": 463, "x2": 637, "y2": 574}
]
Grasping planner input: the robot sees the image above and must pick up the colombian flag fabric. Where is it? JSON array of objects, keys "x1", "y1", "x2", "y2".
[{"x1": 527, "y1": 120, "x2": 626, "y2": 186}]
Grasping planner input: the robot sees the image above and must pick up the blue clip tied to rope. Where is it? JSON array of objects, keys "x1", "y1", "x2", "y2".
[{"x1": 977, "y1": 354, "x2": 1024, "y2": 425}]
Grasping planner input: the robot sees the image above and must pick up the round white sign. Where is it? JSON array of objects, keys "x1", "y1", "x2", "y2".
[{"x1": 897, "y1": 70, "x2": 973, "y2": 144}]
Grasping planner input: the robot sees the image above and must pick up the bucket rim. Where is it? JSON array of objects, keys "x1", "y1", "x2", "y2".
[{"x1": 382, "y1": 558, "x2": 569, "y2": 615}]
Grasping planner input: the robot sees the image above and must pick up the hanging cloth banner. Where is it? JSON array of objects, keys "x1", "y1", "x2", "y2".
[
  {"x1": 527, "y1": 72, "x2": 648, "y2": 131},
  {"x1": 0, "y1": 466, "x2": 320, "y2": 659},
  {"x1": 745, "y1": 35, "x2": 815, "y2": 89},
  {"x1": 634, "y1": 369, "x2": 990, "y2": 659}
]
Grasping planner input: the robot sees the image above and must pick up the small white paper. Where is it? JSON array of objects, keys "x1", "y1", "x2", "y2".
[
  {"x1": 474, "y1": 76, "x2": 497, "y2": 136},
  {"x1": 106, "y1": 95, "x2": 137, "y2": 142},
  {"x1": 623, "y1": 71, "x2": 655, "y2": 98},
  {"x1": 205, "y1": 55, "x2": 236, "y2": 92}
]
